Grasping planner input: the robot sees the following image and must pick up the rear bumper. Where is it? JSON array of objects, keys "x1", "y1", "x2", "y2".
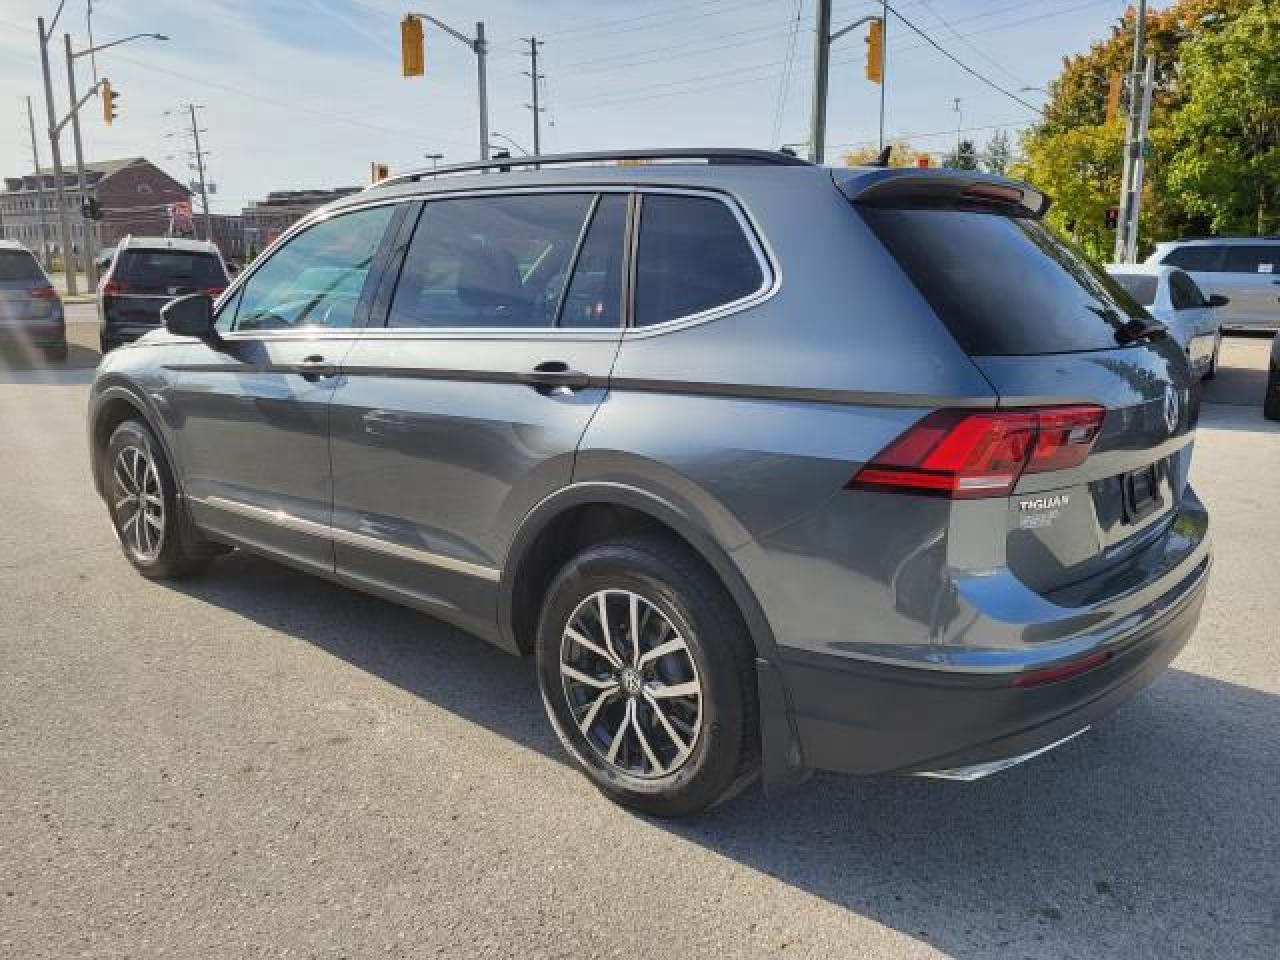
[
  {"x1": 778, "y1": 549, "x2": 1209, "y2": 778},
  {"x1": 0, "y1": 320, "x2": 66, "y2": 347}
]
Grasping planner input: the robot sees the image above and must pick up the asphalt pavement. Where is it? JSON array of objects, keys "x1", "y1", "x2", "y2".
[{"x1": 1, "y1": 330, "x2": 1277, "y2": 959}]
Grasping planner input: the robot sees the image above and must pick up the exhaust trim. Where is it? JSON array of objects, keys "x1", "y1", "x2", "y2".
[{"x1": 914, "y1": 726, "x2": 1091, "y2": 782}]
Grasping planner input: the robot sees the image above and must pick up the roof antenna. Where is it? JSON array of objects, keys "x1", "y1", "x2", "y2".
[{"x1": 868, "y1": 145, "x2": 892, "y2": 167}]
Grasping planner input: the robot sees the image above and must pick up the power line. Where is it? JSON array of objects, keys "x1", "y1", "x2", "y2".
[
  {"x1": 771, "y1": 0, "x2": 806, "y2": 147},
  {"x1": 918, "y1": 0, "x2": 1027, "y2": 87}
]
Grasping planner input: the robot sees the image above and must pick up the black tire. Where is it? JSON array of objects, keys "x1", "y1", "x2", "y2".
[
  {"x1": 1203, "y1": 336, "x2": 1220, "y2": 380},
  {"x1": 41, "y1": 340, "x2": 68, "y2": 363},
  {"x1": 536, "y1": 536, "x2": 759, "y2": 817},
  {"x1": 103, "y1": 419, "x2": 219, "y2": 579},
  {"x1": 1264, "y1": 360, "x2": 1280, "y2": 421}
]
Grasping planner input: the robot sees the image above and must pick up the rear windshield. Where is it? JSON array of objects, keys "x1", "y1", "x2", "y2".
[
  {"x1": 0, "y1": 250, "x2": 44, "y2": 283},
  {"x1": 861, "y1": 209, "x2": 1149, "y2": 355},
  {"x1": 1107, "y1": 273, "x2": 1157, "y2": 306},
  {"x1": 116, "y1": 250, "x2": 226, "y2": 287}
]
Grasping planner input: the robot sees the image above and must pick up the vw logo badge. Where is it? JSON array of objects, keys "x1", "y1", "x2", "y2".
[{"x1": 1163, "y1": 385, "x2": 1180, "y2": 434}]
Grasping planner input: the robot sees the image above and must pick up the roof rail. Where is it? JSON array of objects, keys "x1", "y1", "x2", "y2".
[
  {"x1": 370, "y1": 148, "x2": 810, "y2": 190},
  {"x1": 1174, "y1": 234, "x2": 1280, "y2": 241}
]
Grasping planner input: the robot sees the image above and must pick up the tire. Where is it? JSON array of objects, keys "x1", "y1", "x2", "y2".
[
  {"x1": 536, "y1": 536, "x2": 759, "y2": 817},
  {"x1": 41, "y1": 340, "x2": 68, "y2": 364},
  {"x1": 102, "y1": 419, "x2": 219, "y2": 579},
  {"x1": 1203, "y1": 334, "x2": 1220, "y2": 380},
  {"x1": 1264, "y1": 361, "x2": 1280, "y2": 422}
]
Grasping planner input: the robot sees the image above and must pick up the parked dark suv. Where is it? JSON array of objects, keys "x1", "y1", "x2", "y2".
[
  {"x1": 98, "y1": 236, "x2": 228, "y2": 352},
  {"x1": 87, "y1": 150, "x2": 1210, "y2": 816}
]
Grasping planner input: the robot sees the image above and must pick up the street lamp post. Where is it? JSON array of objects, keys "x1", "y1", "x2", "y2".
[
  {"x1": 423, "y1": 153, "x2": 444, "y2": 168},
  {"x1": 65, "y1": 30, "x2": 167, "y2": 288},
  {"x1": 490, "y1": 132, "x2": 530, "y2": 157}
]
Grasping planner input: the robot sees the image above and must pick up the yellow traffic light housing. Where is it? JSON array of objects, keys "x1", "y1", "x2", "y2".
[
  {"x1": 401, "y1": 16, "x2": 425, "y2": 77},
  {"x1": 102, "y1": 78, "x2": 118, "y2": 126},
  {"x1": 866, "y1": 20, "x2": 884, "y2": 85},
  {"x1": 371, "y1": 162, "x2": 391, "y2": 183}
]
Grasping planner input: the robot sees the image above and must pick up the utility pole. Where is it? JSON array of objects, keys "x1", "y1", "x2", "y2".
[
  {"x1": 1114, "y1": 0, "x2": 1147, "y2": 263},
  {"x1": 953, "y1": 97, "x2": 963, "y2": 165},
  {"x1": 878, "y1": 0, "x2": 888, "y2": 153},
  {"x1": 523, "y1": 35, "x2": 544, "y2": 156},
  {"x1": 65, "y1": 32, "x2": 97, "y2": 289},
  {"x1": 475, "y1": 22, "x2": 489, "y2": 161},
  {"x1": 1125, "y1": 56, "x2": 1156, "y2": 264},
  {"x1": 24, "y1": 96, "x2": 52, "y2": 269},
  {"x1": 38, "y1": 14, "x2": 77, "y2": 295},
  {"x1": 187, "y1": 105, "x2": 212, "y2": 243}
]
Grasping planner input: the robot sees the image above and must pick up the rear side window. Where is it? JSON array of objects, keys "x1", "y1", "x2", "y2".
[
  {"x1": 1162, "y1": 245, "x2": 1223, "y2": 272},
  {"x1": 862, "y1": 209, "x2": 1148, "y2": 355},
  {"x1": 1109, "y1": 273, "x2": 1157, "y2": 306},
  {"x1": 559, "y1": 194, "x2": 627, "y2": 328},
  {"x1": 387, "y1": 193, "x2": 595, "y2": 328},
  {"x1": 115, "y1": 250, "x2": 227, "y2": 288},
  {"x1": 633, "y1": 194, "x2": 764, "y2": 327},
  {"x1": 1223, "y1": 245, "x2": 1278, "y2": 274},
  {"x1": 0, "y1": 250, "x2": 43, "y2": 283}
]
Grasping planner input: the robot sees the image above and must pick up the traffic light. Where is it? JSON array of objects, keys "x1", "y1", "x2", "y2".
[
  {"x1": 81, "y1": 198, "x2": 103, "y2": 220},
  {"x1": 916, "y1": 154, "x2": 931, "y2": 168},
  {"x1": 401, "y1": 16, "x2": 425, "y2": 77},
  {"x1": 102, "y1": 78, "x2": 118, "y2": 126},
  {"x1": 1105, "y1": 206, "x2": 1119, "y2": 230},
  {"x1": 370, "y1": 162, "x2": 390, "y2": 183},
  {"x1": 866, "y1": 19, "x2": 884, "y2": 84}
]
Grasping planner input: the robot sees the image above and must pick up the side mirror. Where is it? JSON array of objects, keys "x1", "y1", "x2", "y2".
[
  {"x1": 1207, "y1": 293, "x2": 1229, "y2": 308},
  {"x1": 162, "y1": 292, "x2": 218, "y2": 341}
]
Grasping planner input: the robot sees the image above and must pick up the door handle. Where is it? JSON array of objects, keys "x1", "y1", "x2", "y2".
[
  {"x1": 295, "y1": 355, "x2": 338, "y2": 380},
  {"x1": 524, "y1": 361, "x2": 591, "y2": 391}
]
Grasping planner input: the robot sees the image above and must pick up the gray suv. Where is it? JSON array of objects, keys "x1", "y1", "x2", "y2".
[
  {"x1": 87, "y1": 150, "x2": 1210, "y2": 817},
  {"x1": 1147, "y1": 236, "x2": 1280, "y2": 332}
]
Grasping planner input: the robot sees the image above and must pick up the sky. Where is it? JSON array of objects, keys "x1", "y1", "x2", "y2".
[{"x1": 0, "y1": 0, "x2": 1135, "y2": 214}]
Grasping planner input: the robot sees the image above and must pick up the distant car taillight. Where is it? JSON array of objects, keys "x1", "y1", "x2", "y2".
[
  {"x1": 100, "y1": 279, "x2": 127, "y2": 296},
  {"x1": 849, "y1": 405, "x2": 1105, "y2": 499},
  {"x1": 28, "y1": 285, "x2": 58, "y2": 301},
  {"x1": 203, "y1": 287, "x2": 225, "y2": 298}
]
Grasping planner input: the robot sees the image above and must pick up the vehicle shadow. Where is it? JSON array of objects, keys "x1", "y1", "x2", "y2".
[
  {"x1": 0, "y1": 340, "x2": 99, "y2": 385},
  {"x1": 174, "y1": 550, "x2": 1280, "y2": 958}
]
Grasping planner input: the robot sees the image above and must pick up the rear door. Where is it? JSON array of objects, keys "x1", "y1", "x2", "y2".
[
  {"x1": 1218, "y1": 245, "x2": 1280, "y2": 330},
  {"x1": 328, "y1": 190, "x2": 628, "y2": 635},
  {"x1": 858, "y1": 196, "x2": 1196, "y2": 595}
]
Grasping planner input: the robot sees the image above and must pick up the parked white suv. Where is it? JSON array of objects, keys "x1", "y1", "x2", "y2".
[{"x1": 1146, "y1": 237, "x2": 1280, "y2": 332}]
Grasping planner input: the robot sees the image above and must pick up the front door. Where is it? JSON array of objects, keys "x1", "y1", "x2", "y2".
[
  {"x1": 171, "y1": 202, "x2": 402, "y2": 574},
  {"x1": 328, "y1": 191, "x2": 630, "y2": 637}
]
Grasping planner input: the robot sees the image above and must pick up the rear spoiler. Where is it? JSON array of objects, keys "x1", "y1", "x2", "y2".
[{"x1": 834, "y1": 168, "x2": 1051, "y2": 219}]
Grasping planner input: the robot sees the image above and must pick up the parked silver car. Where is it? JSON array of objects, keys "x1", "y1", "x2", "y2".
[
  {"x1": 86, "y1": 150, "x2": 1210, "y2": 816},
  {"x1": 1106, "y1": 263, "x2": 1226, "y2": 378},
  {"x1": 1146, "y1": 237, "x2": 1280, "y2": 332},
  {"x1": 0, "y1": 240, "x2": 66, "y2": 362}
]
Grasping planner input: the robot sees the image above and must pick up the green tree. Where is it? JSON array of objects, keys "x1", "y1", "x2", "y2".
[
  {"x1": 983, "y1": 129, "x2": 1013, "y2": 176},
  {"x1": 943, "y1": 138, "x2": 979, "y2": 170},
  {"x1": 1166, "y1": 3, "x2": 1280, "y2": 234},
  {"x1": 840, "y1": 138, "x2": 920, "y2": 167}
]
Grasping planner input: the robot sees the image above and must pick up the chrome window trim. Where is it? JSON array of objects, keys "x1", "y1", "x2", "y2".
[{"x1": 191, "y1": 494, "x2": 500, "y2": 582}]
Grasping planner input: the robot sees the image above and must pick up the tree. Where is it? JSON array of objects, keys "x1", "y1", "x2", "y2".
[
  {"x1": 943, "y1": 138, "x2": 979, "y2": 170},
  {"x1": 983, "y1": 129, "x2": 1012, "y2": 176},
  {"x1": 840, "y1": 138, "x2": 919, "y2": 167},
  {"x1": 1166, "y1": 3, "x2": 1280, "y2": 234}
]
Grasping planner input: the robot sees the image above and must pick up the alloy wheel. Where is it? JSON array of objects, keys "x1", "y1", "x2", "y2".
[
  {"x1": 112, "y1": 444, "x2": 165, "y2": 562},
  {"x1": 559, "y1": 589, "x2": 703, "y2": 779}
]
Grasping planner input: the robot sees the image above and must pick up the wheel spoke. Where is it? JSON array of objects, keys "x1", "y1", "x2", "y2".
[
  {"x1": 114, "y1": 493, "x2": 137, "y2": 512},
  {"x1": 644, "y1": 691, "x2": 692, "y2": 758},
  {"x1": 577, "y1": 687, "x2": 616, "y2": 736},
  {"x1": 646, "y1": 680, "x2": 700, "y2": 700},
  {"x1": 113, "y1": 460, "x2": 134, "y2": 494},
  {"x1": 597, "y1": 592, "x2": 622, "y2": 665},
  {"x1": 637, "y1": 637, "x2": 685, "y2": 668},
  {"x1": 628, "y1": 593, "x2": 641, "y2": 667},
  {"x1": 144, "y1": 512, "x2": 163, "y2": 532},
  {"x1": 605, "y1": 699, "x2": 633, "y2": 765},
  {"x1": 141, "y1": 492, "x2": 162, "y2": 508},
  {"x1": 560, "y1": 663, "x2": 618, "y2": 691},
  {"x1": 631, "y1": 706, "x2": 665, "y2": 776},
  {"x1": 565, "y1": 625, "x2": 621, "y2": 670}
]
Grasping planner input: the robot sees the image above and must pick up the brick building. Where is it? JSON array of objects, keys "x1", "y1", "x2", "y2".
[
  {"x1": 0, "y1": 157, "x2": 190, "y2": 257},
  {"x1": 240, "y1": 187, "x2": 361, "y2": 254}
]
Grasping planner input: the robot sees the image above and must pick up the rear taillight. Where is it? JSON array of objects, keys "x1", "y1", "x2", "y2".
[
  {"x1": 849, "y1": 405, "x2": 1105, "y2": 499},
  {"x1": 203, "y1": 287, "x2": 225, "y2": 298},
  {"x1": 28, "y1": 285, "x2": 57, "y2": 300},
  {"x1": 1012, "y1": 650, "x2": 1112, "y2": 688},
  {"x1": 101, "y1": 279, "x2": 126, "y2": 296}
]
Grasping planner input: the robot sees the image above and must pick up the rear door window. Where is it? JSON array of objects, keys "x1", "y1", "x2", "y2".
[
  {"x1": 115, "y1": 250, "x2": 227, "y2": 292},
  {"x1": 387, "y1": 193, "x2": 595, "y2": 329},
  {"x1": 1223, "y1": 245, "x2": 1278, "y2": 275},
  {"x1": 0, "y1": 250, "x2": 44, "y2": 284},
  {"x1": 862, "y1": 208, "x2": 1149, "y2": 355},
  {"x1": 559, "y1": 194, "x2": 628, "y2": 329},
  {"x1": 1162, "y1": 245, "x2": 1224, "y2": 273},
  {"x1": 1109, "y1": 273, "x2": 1157, "y2": 306},
  {"x1": 633, "y1": 194, "x2": 764, "y2": 327}
]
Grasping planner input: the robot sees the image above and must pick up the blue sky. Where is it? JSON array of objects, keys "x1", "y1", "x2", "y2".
[{"x1": 1, "y1": 0, "x2": 1134, "y2": 213}]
